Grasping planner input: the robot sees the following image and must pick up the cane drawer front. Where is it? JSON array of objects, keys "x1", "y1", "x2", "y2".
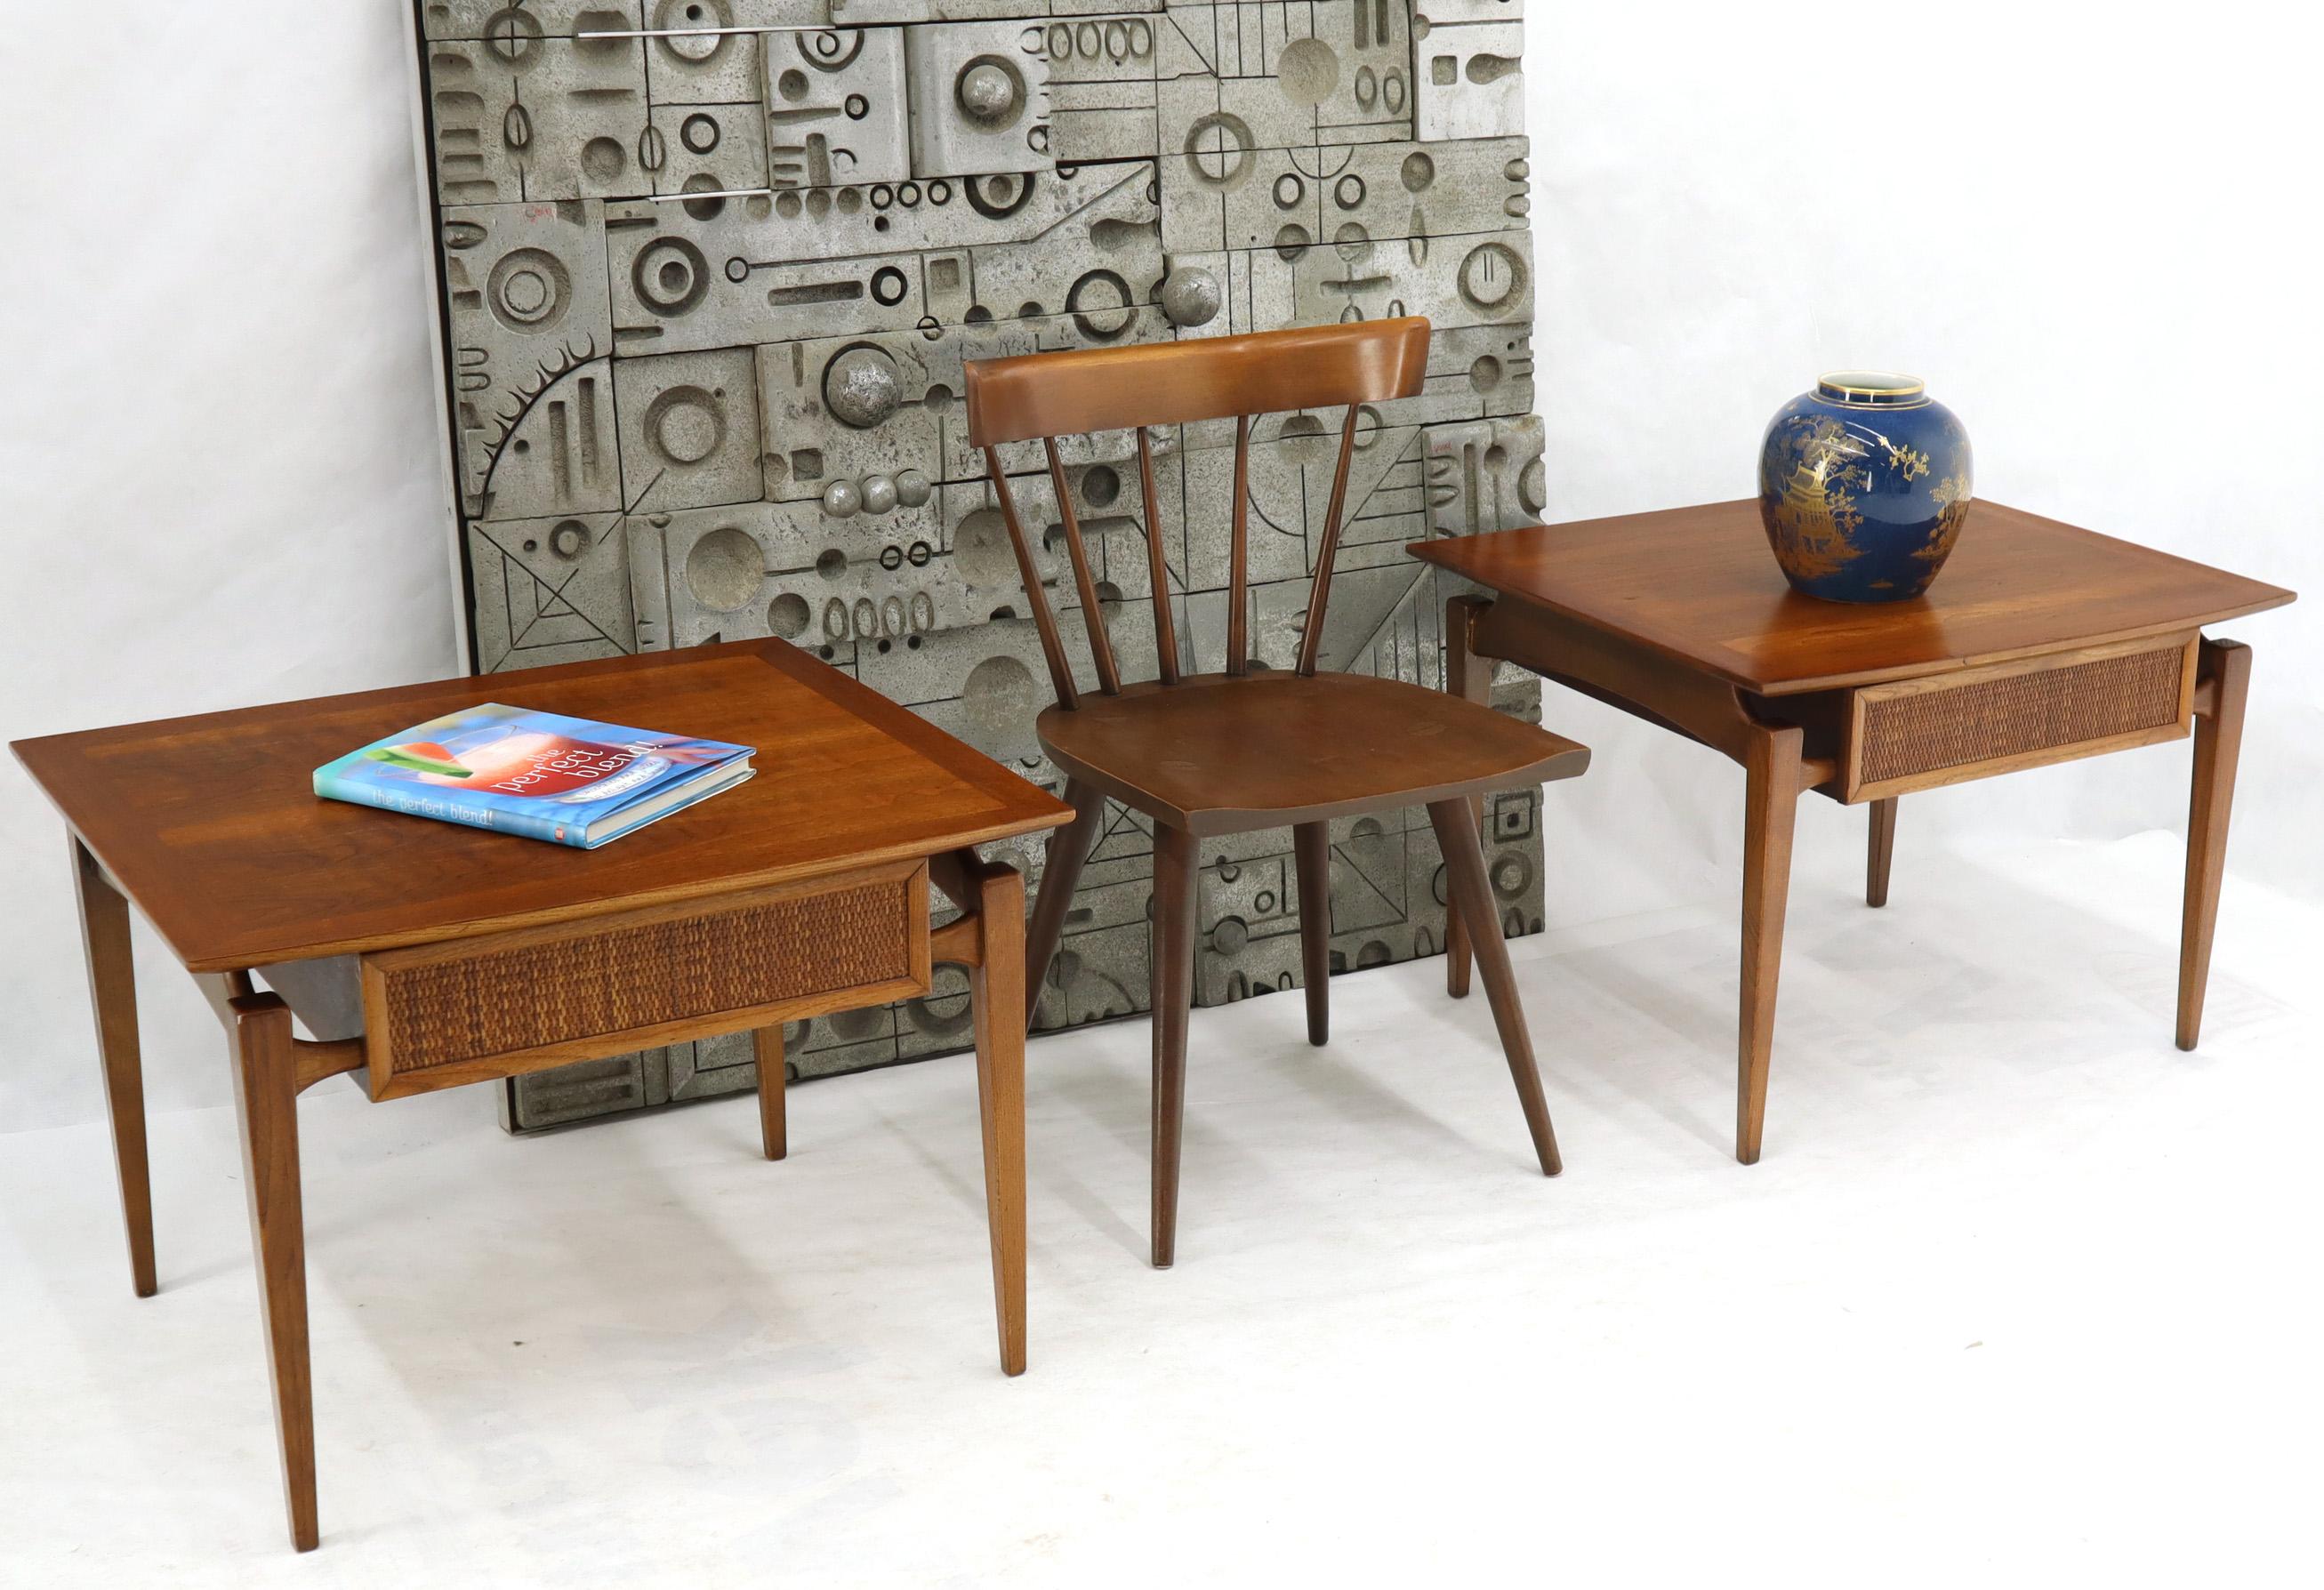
[
  {"x1": 360, "y1": 862, "x2": 930, "y2": 1097},
  {"x1": 1844, "y1": 634, "x2": 2199, "y2": 802}
]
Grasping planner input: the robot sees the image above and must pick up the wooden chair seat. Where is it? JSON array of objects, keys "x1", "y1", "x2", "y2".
[{"x1": 1037, "y1": 671, "x2": 1589, "y2": 838}]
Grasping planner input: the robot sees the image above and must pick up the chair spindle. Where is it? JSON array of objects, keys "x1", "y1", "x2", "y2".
[
  {"x1": 1227, "y1": 414, "x2": 1251, "y2": 676},
  {"x1": 982, "y1": 446, "x2": 1080, "y2": 711},
  {"x1": 1293, "y1": 404, "x2": 1363, "y2": 678},
  {"x1": 1135, "y1": 428, "x2": 1180, "y2": 686},
  {"x1": 1044, "y1": 438, "x2": 1122, "y2": 696}
]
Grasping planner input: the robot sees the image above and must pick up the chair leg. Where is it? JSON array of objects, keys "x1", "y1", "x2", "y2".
[
  {"x1": 228, "y1": 994, "x2": 318, "y2": 1552},
  {"x1": 1427, "y1": 799, "x2": 1561, "y2": 1176},
  {"x1": 1293, "y1": 821, "x2": 1331, "y2": 1046},
  {"x1": 753, "y1": 1024, "x2": 786, "y2": 1160},
  {"x1": 1443, "y1": 595, "x2": 1496, "y2": 1000},
  {"x1": 1023, "y1": 779, "x2": 1106, "y2": 1026},
  {"x1": 1866, "y1": 798, "x2": 1897, "y2": 908},
  {"x1": 1149, "y1": 823, "x2": 1199, "y2": 1267}
]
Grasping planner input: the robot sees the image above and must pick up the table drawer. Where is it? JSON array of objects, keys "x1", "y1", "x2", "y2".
[
  {"x1": 359, "y1": 861, "x2": 929, "y2": 1098},
  {"x1": 1843, "y1": 634, "x2": 2199, "y2": 802}
]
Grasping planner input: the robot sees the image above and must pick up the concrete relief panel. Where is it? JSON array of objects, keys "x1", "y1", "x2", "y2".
[{"x1": 411, "y1": 0, "x2": 1549, "y2": 1130}]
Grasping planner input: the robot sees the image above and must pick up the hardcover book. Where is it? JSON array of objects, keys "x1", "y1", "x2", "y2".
[{"x1": 313, "y1": 703, "x2": 753, "y2": 848}]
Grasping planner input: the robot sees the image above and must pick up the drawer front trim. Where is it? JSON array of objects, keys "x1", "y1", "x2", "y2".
[
  {"x1": 1845, "y1": 635, "x2": 2198, "y2": 802},
  {"x1": 360, "y1": 861, "x2": 929, "y2": 1097}
]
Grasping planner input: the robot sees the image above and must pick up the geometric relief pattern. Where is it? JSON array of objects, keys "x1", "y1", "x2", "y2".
[{"x1": 412, "y1": 0, "x2": 1548, "y2": 1130}]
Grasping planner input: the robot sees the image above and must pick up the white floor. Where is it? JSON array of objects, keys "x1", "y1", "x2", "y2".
[{"x1": 3, "y1": 831, "x2": 2318, "y2": 1587}]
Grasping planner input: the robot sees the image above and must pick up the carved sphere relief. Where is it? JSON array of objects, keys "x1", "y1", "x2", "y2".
[
  {"x1": 1159, "y1": 266, "x2": 1222, "y2": 328},
  {"x1": 956, "y1": 56, "x2": 1025, "y2": 126},
  {"x1": 822, "y1": 344, "x2": 905, "y2": 429}
]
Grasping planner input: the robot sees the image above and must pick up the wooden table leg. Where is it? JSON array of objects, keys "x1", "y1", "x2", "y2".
[
  {"x1": 1867, "y1": 798, "x2": 1898, "y2": 909},
  {"x1": 1737, "y1": 725, "x2": 1804, "y2": 1166},
  {"x1": 753, "y1": 1024, "x2": 787, "y2": 1161},
  {"x1": 2179, "y1": 638, "x2": 2252, "y2": 1050},
  {"x1": 227, "y1": 992, "x2": 318, "y2": 1552},
  {"x1": 968, "y1": 862, "x2": 1029, "y2": 1375},
  {"x1": 71, "y1": 839, "x2": 157, "y2": 1299}
]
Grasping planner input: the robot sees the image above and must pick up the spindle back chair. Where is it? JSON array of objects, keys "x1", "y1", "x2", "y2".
[{"x1": 964, "y1": 317, "x2": 1592, "y2": 1267}]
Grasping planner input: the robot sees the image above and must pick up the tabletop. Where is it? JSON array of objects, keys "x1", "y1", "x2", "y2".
[
  {"x1": 1411, "y1": 499, "x2": 2295, "y2": 695},
  {"x1": 12, "y1": 640, "x2": 1073, "y2": 974}
]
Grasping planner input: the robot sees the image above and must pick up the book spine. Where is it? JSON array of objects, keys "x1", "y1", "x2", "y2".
[{"x1": 313, "y1": 773, "x2": 583, "y2": 847}]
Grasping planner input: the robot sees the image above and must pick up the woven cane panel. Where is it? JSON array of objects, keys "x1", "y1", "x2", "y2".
[
  {"x1": 1859, "y1": 646, "x2": 2186, "y2": 786},
  {"x1": 378, "y1": 880, "x2": 909, "y2": 1073}
]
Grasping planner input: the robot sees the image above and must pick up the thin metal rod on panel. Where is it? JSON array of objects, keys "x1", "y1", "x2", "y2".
[
  {"x1": 643, "y1": 187, "x2": 777, "y2": 204},
  {"x1": 576, "y1": 28, "x2": 827, "y2": 39}
]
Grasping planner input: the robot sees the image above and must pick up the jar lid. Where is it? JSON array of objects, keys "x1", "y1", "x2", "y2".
[{"x1": 1817, "y1": 371, "x2": 1926, "y2": 404}]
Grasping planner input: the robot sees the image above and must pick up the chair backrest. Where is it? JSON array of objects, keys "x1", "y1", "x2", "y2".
[{"x1": 961, "y1": 317, "x2": 1431, "y2": 709}]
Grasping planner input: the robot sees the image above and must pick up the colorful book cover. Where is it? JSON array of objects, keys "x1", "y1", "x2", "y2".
[{"x1": 313, "y1": 703, "x2": 753, "y2": 848}]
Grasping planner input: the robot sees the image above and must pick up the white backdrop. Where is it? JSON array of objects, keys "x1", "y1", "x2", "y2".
[{"x1": 1, "y1": 2, "x2": 2314, "y2": 1133}]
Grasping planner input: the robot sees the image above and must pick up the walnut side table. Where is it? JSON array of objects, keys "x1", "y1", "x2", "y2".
[
  {"x1": 11, "y1": 639, "x2": 1072, "y2": 1551},
  {"x1": 1412, "y1": 501, "x2": 2294, "y2": 1164}
]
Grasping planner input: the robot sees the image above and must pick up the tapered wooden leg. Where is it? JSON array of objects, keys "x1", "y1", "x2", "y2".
[
  {"x1": 2179, "y1": 638, "x2": 2251, "y2": 1051},
  {"x1": 228, "y1": 993, "x2": 318, "y2": 1552},
  {"x1": 1149, "y1": 823, "x2": 1199, "y2": 1267},
  {"x1": 1737, "y1": 726, "x2": 1804, "y2": 1166},
  {"x1": 1427, "y1": 799, "x2": 1561, "y2": 1176},
  {"x1": 1866, "y1": 798, "x2": 1898, "y2": 908},
  {"x1": 968, "y1": 862, "x2": 1030, "y2": 1374},
  {"x1": 753, "y1": 1024, "x2": 787, "y2": 1161},
  {"x1": 1443, "y1": 596, "x2": 1496, "y2": 1000},
  {"x1": 1293, "y1": 821, "x2": 1332, "y2": 1046},
  {"x1": 1024, "y1": 780, "x2": 1106, "y2": 1026},
  {"x1": 71, "y1": 839, "x2": 156, "y2": 1299}
]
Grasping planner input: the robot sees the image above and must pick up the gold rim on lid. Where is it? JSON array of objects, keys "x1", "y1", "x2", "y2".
[{"x1": 1817, "y1": 370, "x2": 1926, "y2": 401}]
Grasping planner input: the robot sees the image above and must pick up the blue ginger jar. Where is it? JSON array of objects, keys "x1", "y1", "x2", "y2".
[{"x1": 1757, "y1": 373, "x2": 1974, "y2": 602}]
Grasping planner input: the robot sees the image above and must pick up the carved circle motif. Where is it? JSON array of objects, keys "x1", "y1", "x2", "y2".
[
  {"x1": 1457, "y1": 240, "x2": 1528, "y2": 312},
  {"x1": 633, "y1": 236, "x2": 709, "y2": 317},
  {"x1": 684, "y1": 525, "x2": 761, "y2": 612},
  {"x1": 644, "y1": 386, "x2": 725, "y2": 464},
  {"x1": 653, "y1": 0, "x2": 730, "y2": 63},
  {"x1": 1183, "y1": 113, "x2": 1254, "y2": 189},
  {"x1": 1275, "y1": 37, "x2": 1340, "y2": 106},
  {"x1": 768, "y1": 592, "x2": 811, "y2": 638},
  {"x1": 485, "y1": 247, "x2": 570, "y2": 332},
  {"x1": 1066, "y1": 269, "x2": 1136, "y2": 340}
]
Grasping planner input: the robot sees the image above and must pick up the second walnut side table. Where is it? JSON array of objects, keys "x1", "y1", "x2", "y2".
[{"x1": 1413, "y1": 500, "x2": 2294, "y2": 1163}]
